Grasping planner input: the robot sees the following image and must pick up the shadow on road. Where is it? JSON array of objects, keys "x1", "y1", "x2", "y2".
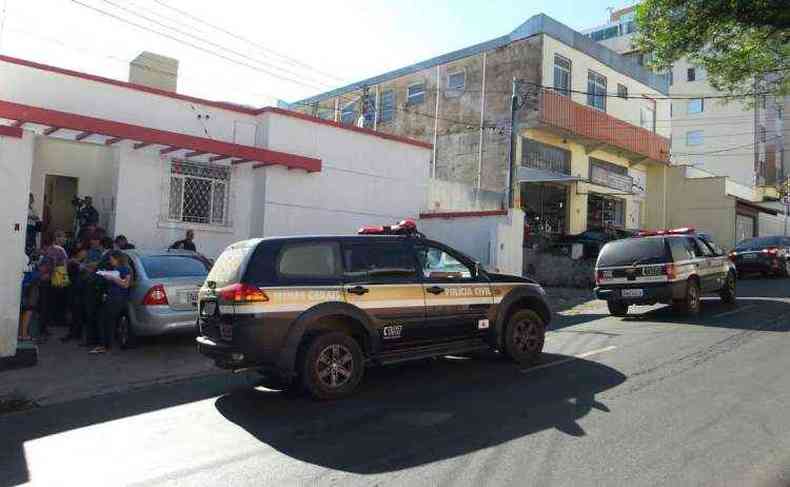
[{"x1": 215, "y1": 354, "x2": 625, "y2": 474}]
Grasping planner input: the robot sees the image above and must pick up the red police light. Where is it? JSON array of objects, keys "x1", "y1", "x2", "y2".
[
  {"x1": 357, "y1": 219, "x2": 419, "y2": 235},
  {"x1": 667, "y1": 227, "x2": 695, "y2": 235}
]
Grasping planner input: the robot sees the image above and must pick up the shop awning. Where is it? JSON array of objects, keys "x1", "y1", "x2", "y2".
[
  {"x1": 517, "y1": 166, "x2": 582, "y2": 184},
  {"x1": 0, "y1": 99, "x2": 321, "y2": 172}
]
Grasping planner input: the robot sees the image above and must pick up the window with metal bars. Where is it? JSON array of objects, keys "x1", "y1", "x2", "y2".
[
  {"x1": 167, "y1": 160, "x2": 231, "y2": 226},
  {"x1": 587, "y1": 70, "x2": 607, "y2": 111},
  {"x1": 553, "y1": 55, "x2": 571, "y2": 97}
]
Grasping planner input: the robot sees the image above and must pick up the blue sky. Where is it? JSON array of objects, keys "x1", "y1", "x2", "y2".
[{"x1": 0, "y1": 0, "x2": 633, "y2": 106}]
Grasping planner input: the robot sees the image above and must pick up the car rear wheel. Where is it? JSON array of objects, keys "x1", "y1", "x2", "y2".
[
  {"x1": 674, "y1": 279, "x2": 701, "y2": 315},
  {"x1": 719, "y1": 272, "x2": 736, "y2": 304},
  {"x1": 503, "y1": 309, "x2": 545, "y2": 366},
  {"x1": 116, "y1": 314, "x2": 137, "y2": 349},
  {"x1": 301, "y1": 332, "x2": 364, "y2": 400},
  {"x1": 607, "y1": 300, "x2": 629, "y2": 317},
  {"x1": 783, "y1": 260, "x2": 790, "y2": 278}
]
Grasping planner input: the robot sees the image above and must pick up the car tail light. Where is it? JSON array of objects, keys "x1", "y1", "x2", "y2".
[
  {"x1": 142, "y1": 284, "x2": 168, "y2": 306},
  {"x1": 728, "y1": 251, "x2": 737, "y2": 261},
  {"x1": 218, "y1": 283, "x2": 268, "y2": 303},
  {"x1": 664, "y1": 263, "x2": 677, "y2": 280},
  {"x1": 762, "y1": 247, "x2": 779, "y2": 256}
]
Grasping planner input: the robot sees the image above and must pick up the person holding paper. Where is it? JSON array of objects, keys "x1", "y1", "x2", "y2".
[{"x1": 90, "y1": 251, "x2": 131, "y2": 355}]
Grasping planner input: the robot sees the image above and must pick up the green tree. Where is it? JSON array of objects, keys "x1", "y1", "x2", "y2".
[{"x1": 635, "y1": 0, "x2": 790, "y2": 97}]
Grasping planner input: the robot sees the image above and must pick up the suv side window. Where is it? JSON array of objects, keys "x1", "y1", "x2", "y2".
[
  {"x1": 699, "y1": 236, "x2": 723, "y2": 256},
  {"x1": 277, "y1": 242, "x2": 342, "y2": 281},
  {"x1": 415, "y1": 244, "x2": 474, "y2": 281},
  {"x1": 343, "y1": 243, "x2": 418, "y2": 283},
  {"x1": 669, "y1": 237, "x2": 694, "y2": 262},
  {"x1": 688, "y1": 237, "x2": 711, "y2": 258}
]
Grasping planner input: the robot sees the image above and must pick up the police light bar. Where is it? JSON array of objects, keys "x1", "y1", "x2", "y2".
[
  {"x1": 667, "y1": 227, "x2": 695, "y2": 235},
  {"x1": 637, "y1": 227, "x2": 695, "y2": 237},
  {"x1": 358, "y1": 219, "x2": 419, "y2": 235}
]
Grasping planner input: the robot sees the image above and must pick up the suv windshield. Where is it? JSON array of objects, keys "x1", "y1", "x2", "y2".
[
  {"x1": 597, "y1": 238, "x2": 669, "y2": 267},
  {"x1": 736, "y1": 237, "x2": 785, "y2": 250},
  {"x1": 207, "y1": 242, "x2": 256, "y2": 287}
]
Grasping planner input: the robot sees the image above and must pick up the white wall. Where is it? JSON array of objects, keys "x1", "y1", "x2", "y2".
[
  {"x1": 419, "y1": 209, "x2": 525, "y2": 275},
  {"x1": 0, "y1": 131, "x2": 34, "y2": 358},
  {"x1": 112, "y1": 144, "x2": 255, "y2": 259},
  {"x1": 258, "y1": 112, "x2": 431, "y2": 237},
  {"x1": 425, "y1": 179, "x2": 505, "y2": 212},
  {"x1": 759, "y1": 213, "x2": 787, "y2": 237}
]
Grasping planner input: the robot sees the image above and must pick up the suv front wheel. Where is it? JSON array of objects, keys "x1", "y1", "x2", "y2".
[
  {"x1": 301, "y1": 331, "x2": 365, "y2": 400},
  {"x1": 502, "y1": 309, "x2": 545, "y2": 365}
]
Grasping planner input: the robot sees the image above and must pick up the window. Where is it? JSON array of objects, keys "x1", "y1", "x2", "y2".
[
  {"x1": 699, "y1": 236, "x2": 724, "y2": 256},
  {"x1": 447, "y1": 72, "x2": 465, "y2": 91},
  {"x1": 587, "y1": 194, "x2": 625, "y2": 228},
  {"x1": 278, "y1": 242, "x2": 341, "y2": 279},
  {"x1": 522, "y1": 138, "x2": 572, "y2": 174},
  {"x1": 207, "y1": 242, "x2": 256, "y2": 286},
  {"x1": 692, "y1": 238, "x2": 713, "y2": 257},
  {"x1": 379, "y1": 90, "x2": 395, "y2": 123},
  {"x1": 587, "y1": 70, "x2": 607, "y2": 111},
  {"x1": 640, "y1": 107, "x2": 655, "y2": 132},
  {"x1": 759, "y1": 125, "x2": 767, "y2": 143},
  {"x1": 553, "y1": 55, "x2": 571, "y2": 96},
  {"x1": 617, "y1": 83, "x2": 628, "y2": 99},
  {"x1": 687, "y1": 98, "x2": 704, "y2": 114},
  {"x1": 624, "y1": 21, "x2": 636, "y2": 34},
  {"x1": 407, "y1": 82, "x2": 425, "y2": 105},
  {"x1": 589, "y1": 25, "x2": 620, "y2": 42},
  {"x1": 598, "y1": 238, "x2": 669, "y2": 267},
  {"x1": 415, "y1": 245, "x2": 473, "y2": 281},
  {"x1": 340, "y1": 101, "x2": 356, "y2": 125},
  {"x1": 343, "y1": 243, "x2": 417, "y2": 282},
  {"x1": 141, "y1": 255, "x2": 209, "y2": 279},
  {"x1": 687, "y1": 68, "x2": 696, "y2": 82},
  {"x1": 686, "y1": 130, "x2": 704, "y2": 146},
  {"x1": 668, "y1": 237, "x2": 694, "y2": 262},
  {"x1": 168, "y1": 160, "x2": 230, "y2": 226}
]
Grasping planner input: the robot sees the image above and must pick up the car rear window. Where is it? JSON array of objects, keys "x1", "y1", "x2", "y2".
[
  {"x1": 736, "y1": 236, "x2": 785, "y2": 249},
  {"x1": 277, "y1": 242, "x2": 341, "y2": 279},
  {"x1": 597, "y1": 238, "x2": 669, "y2": 267},
  {"x1": 207, "y1": 243, "x2": 256, "y2": 286},
  {"x1": 141, "y1": 255, "x2": 210, "y2": 279}
]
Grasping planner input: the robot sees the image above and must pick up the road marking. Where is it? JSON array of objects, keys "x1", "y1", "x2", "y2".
[
  {"x1": 521, "y1": 345, "x2": 617, "y2": 373},
  {"x1": 711, "y1": 305, "x2": 756, "y2": 319}
]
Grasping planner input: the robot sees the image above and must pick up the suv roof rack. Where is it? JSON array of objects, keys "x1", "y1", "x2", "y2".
[{"x1": 358, "y1": 219, "x2": 424, "y2": 237}]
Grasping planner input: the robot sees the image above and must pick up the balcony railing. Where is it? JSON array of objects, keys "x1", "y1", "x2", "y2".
[{"x1": 537, "y1": 91, "x2": 670, "y2": 163}]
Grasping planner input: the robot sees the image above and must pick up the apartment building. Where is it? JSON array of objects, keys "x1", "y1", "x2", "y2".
[
  {"x1": 294, "y1": 14, "x2": 672, "y2": 237},
  {"x1": 583, "y1": 6, "x2": 786, "y2": 194}
]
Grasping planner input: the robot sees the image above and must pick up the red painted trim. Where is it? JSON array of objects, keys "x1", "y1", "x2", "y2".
[
  {"x1": 75, "y1": 131, "x2": 93, "y2": 141},
  {"x1": 159, "y1": 146, "x2": 181, "y2": 155},
  {"x1": 419, "y1": 210, "x2": 508, "y2": 219},
  {"x1": 0, "y1": 55, "x2": 260, "y2": 116},
  {"x1": 1, "y1": 99, "x2": 321, "y2": 172},
  {"x1": 257, "y1": 107, "x2": 434, "y2": 150},
  {"x1": 43, "y1": 127, "x2": 60, "y2": 135},
  {"x1": 105, "y1": 137, "x2": 123, "y2": 145},
  {"x1": 0, "y1": 125, "x2": 23, "y2": 138}
]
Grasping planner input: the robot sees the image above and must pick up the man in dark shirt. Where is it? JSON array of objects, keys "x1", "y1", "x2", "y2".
[
  {"x1": 170, "y1": 229, "x2": 196, "y2": 252},
  {"x1": 114, "y1": 235, "x2": 136, "y2": 250},
  {"x1": 77, "y1": 196, "x2": 100, "y2": 233}
]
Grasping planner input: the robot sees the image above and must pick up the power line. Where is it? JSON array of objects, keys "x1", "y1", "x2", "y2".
[
  {"x1": 151, "y1": 0, "x2": 346, "y2": 84},
  {"x1": 94, "y1": 0, "x2": 334, "y2": 91}
]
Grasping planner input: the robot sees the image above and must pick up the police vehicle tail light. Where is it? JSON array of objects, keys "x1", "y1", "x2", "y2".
[
  {"x1": 142, "y1": 284, "x2": 169, "y2": 306},
  {"x1": 762, "y1": 247, "x2": 779, "y2": 256},
  {"x1": 595, "y1": 270, "x2": 612, "y2": 285},
  {"x1": 663, "y1": 263, "x2": 677, "y2": 281},
  {"x1": 218, "y1": 283, "x2": 269, "y2": 303}
]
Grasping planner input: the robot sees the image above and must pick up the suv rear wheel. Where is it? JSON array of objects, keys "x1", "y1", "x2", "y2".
[
  {"x1": 674, "y1": 279, "x2": 701, "y2": 315},
  {"x1": 719, "y1": 272, "x2": 736, "y2": 304},
  {"x1": 607, "y1": 300, "x2": 629, "y2": 317},
  {"x1": 301, "y1": 331, "x2": 364, "y2": 400},
  {"x1": 502, "y1": 309, "x2": 545, "y2": 365}
]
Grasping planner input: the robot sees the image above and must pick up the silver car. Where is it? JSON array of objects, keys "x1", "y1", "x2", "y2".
[{"x1": 117, "y1": 249, "x2": 211, "y2": 348}]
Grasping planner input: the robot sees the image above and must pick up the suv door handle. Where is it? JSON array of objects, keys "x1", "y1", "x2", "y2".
[
  {"x1": 426, "y1": 286, "x2": 445, "y2": 295},
  {"x1": 346, "y1": 285, "x2": 369, "y2": 296}
]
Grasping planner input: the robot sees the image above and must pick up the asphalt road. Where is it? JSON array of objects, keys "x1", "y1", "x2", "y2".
[{"x1": 2, "y1": 277, "x2": 790, "y2": 487}]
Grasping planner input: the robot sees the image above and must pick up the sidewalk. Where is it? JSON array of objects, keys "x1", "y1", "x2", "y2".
[{"x1": 0, "y1": 329, "x2": 222, "y2": 409}]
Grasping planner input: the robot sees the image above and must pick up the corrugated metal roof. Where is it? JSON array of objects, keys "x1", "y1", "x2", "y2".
[{"x1": 293, "y1": 13, "x2": 669, "y2": 107}]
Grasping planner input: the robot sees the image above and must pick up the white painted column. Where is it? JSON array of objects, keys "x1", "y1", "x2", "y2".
[{"x1": 0, "y1": 130, "x2": 35, "y2": 358}]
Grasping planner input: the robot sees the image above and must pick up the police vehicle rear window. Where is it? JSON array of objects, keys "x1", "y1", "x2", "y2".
[
  {"x1": 597, "y1": 238, "x2": 669, "y2": 267},
  {"x1": 207, "y1": 243, "x2": 255, "y2": 287}
]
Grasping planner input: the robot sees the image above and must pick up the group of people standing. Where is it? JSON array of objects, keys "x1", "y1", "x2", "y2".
[{"x1": 21, "y1": 194, "x2": 134, "y2": 354}]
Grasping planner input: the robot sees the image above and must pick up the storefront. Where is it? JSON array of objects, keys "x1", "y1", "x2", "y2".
[
  {"x1": 522, "y1": 182, "x2": 569, "y2": 235},
  {"x1": 587, "y1": 193, "x2": 626, "y2": 230}
]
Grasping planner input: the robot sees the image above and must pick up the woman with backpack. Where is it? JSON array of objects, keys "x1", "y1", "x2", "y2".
[{"x1": 37, "y1": 231, "x2": 70, "y2": 340}]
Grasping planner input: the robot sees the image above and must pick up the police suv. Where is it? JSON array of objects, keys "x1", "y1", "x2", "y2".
[
  {"x1": 196, "y1": 220, "x2": 551, "y2": 399},
  {"x1": 594, "y1": 228, "x2": 736, "y2": 316}
]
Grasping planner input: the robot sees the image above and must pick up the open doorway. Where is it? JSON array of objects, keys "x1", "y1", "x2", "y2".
[{"x1": 44, "y1": 175, "x2": 78, "y2": 238}]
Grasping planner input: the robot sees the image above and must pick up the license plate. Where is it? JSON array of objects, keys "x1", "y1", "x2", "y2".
[
  {"x1": 202, "y1": 301, "x2": 216, "y2": 316},
  {"x1": 743, "y1": 254, "x2": 756, "y2": 260},
  {"x1": 183, "y1": 290, "x2": 199, "y2": 306},
  {"x1": 622, "y1": 289, "x2": 644, "y2": 298}
]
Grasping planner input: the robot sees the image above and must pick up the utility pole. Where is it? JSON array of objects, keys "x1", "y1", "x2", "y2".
[{"x1": 507, "y1": 78, "x2": 539, "y2": 209}]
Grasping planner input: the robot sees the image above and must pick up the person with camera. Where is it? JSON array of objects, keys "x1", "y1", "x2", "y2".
[{"x1": 76, "y1": 196, "x2": 99, "y2": 234}]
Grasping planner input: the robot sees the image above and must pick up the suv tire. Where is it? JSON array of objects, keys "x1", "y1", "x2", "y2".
[
  {"x1": 674, "y1": 279, "x2": 701, "y2": 315},
  {"x1": 502, "y1": 309, "x2": 545, "y2": 366},
  {"x1": 607, "y1": 300, "x2": 629, "y2": 317},
  {"x1": 301, "y1": 331, "x2": 364, "y2": 400},
  {"x1": 719, "y1": 272, "x2": 736, "y2": 304}
]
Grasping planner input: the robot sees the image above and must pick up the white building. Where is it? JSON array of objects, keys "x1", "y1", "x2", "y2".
[{"x1": 0, "y1": 53, "x2": 434, "y2": 359}]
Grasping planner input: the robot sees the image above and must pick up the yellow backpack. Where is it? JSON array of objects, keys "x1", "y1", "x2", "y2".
[{"x1": 51, "y1": 265, "x2": 71, "y2": 288}]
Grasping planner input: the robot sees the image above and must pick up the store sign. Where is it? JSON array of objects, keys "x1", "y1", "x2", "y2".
[{"x1": 590, "y1": 162, "x2": 633, "y2": 192}]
